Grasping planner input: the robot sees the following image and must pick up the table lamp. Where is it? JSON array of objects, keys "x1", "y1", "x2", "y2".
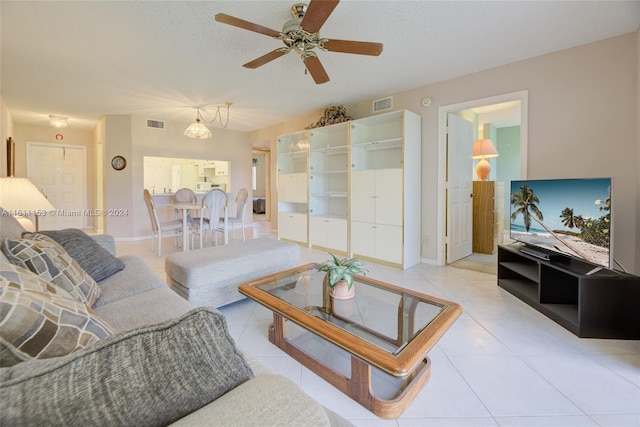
[
  {"x1": 472, "y1": 138, "x2": 499, "y2": 181},
  {"x1": 1, "y1": 137, "x2": 55, "y2": 231}
]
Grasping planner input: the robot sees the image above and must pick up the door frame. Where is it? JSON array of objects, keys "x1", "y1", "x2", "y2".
[
  {"x1": 436, "y1": 90, "x2": 529, "y2": 266},
  {"x1": 26, "y1": 141, "x2": 88, "y2": 229},
  {"x1": 252, "y1": 149, "x2": 271, "y2": 221}
]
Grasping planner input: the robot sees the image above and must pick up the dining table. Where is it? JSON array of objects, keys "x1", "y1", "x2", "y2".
[{"x1": 167, "y1": 202, "x2": 230, "y2": 251}]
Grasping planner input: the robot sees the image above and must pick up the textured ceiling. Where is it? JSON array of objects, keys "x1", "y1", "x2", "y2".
[{"x1": 1, "y1": 1, "x2": 638, "y2": 133}]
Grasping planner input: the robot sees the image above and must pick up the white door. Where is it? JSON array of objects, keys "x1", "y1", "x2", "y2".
[
  {"x1": 446, "y1": 114, "x2": 474, "y2": 263},
  {"x1": 351, "y1": 221, "x2": 376, "y2": 258},
  {"x1": 279, "y1": 173, "x2": 307, "y2": 203},
  {"x1": 309, "y1": 216, "x2": 327, "y2": 247},
  {"x1": 350, "y1": 170, "x2": 376, "y2": 223},
  {"x1": 374, "y1": 169, "x2": 403, "y2": 226},
  {"x1": 278, "y1": 212, "x2": 307, "y2": 242},
  {"x1": 326, "y1": 218, "x2": 347, "y2": 252},
  {"x1": 376, "y1": 224, "x2": 403, "y2": 264},
  {"x1": 28, "y1": 143, "x2": 87, "y2": 230}
]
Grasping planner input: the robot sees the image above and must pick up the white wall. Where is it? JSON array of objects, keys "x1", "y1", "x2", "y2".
[
  {"x1": 354, "y1": 33, "x2": 638, "y2": 273},
  {"x1": 251, "y1": 32, "x2": 639, "y2": 273},
  {"x1": 103, "y1": 115, "x2": 252, "y2": 240}
]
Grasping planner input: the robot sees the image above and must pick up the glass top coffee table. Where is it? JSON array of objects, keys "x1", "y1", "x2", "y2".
[{"x1": 238, "y1": 263, "x2": 462, "y2": 418}]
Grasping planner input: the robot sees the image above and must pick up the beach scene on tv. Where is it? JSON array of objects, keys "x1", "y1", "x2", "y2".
[{"x1": 510, "y1": 178, "x2": 611, "y2": 268}]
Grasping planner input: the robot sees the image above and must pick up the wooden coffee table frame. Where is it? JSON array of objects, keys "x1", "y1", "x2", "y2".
[{"x1": 238, "y1": 263, "x2": 462, "y2": 419}]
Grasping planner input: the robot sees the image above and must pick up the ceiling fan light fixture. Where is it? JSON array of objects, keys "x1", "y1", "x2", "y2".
[{"x1": 215, "y1": 0, "x2": 383, "y2": 84}]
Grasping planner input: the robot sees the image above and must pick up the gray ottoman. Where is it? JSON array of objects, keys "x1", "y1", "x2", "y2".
[{"x1": 165, "y1": 238, "x2": 300, "y2": 307}]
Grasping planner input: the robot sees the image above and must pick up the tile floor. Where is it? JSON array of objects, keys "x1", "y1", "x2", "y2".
[{"x1": 117, "y1": 222, "x2": 640, "y2": 427}]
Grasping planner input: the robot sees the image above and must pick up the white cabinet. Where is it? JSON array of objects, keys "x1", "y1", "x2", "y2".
[
  {"x1": 278, "y1": 173, "x2": 307, "y2": 203},
  {"x1": 277, "y1": 131, "x2": 309, "y2": 244},
  {"x1": 309, "y1": 216, "x2": 348, "y2": 253},
  {"x1": 350, "y1": 110, "x2": 421, "y2": 268},
  {"x1": 213, "y1": 161, "x2": 229, "y2": 176},
  {"x1": 278, "y1": 212, "x2": 308, "y2": 243},
  {"x1": 351, "y1": 169, "x2": 402, "y2": 226},
  {"x1": 202, "y1": 160, "x2": 229, "y2": 176},
  {"x1": 351, "y1": 222, "x2": 403, "y2": 264}
]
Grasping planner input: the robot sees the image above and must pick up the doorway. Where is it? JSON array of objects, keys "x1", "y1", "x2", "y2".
[
  {"x1": 437, "y1": 91, "x2": 528, "y2": 266},
  {"x1": 252, "y1": 150, "x2": 270, "y2": 223},
  {"x1": 27, "y1": 142, "x2": 87, "y2": 230}
]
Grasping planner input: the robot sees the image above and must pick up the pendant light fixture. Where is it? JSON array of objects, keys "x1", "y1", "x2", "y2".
[
  {"x1": 49, "y1": 115, "x2": 68, "y2": 128},
  {"x1": 184, "y1": 102, "x2": 232, "y2": 139}
]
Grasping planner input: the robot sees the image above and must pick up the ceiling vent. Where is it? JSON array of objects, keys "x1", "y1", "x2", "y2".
[
  {"x1": 146, "y1": 119, "x2": 165, "y2": 129},
  {"x1": 372, "y1": 96, "x2": 393, "y2": 113}
]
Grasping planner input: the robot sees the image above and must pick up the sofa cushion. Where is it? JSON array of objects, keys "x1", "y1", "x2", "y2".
[
  {"x1": 0, "y1": 307, "x2": 254, "y2": 426},
  {"x1": 93, "y1": 255, "x2": 167, "y2": 307},
  {"x1": 0, "y1": 263, "x2": 112, "y2": 367},
  {"x1": 24, "y1": 229, "x2": 125, "y2": 282},
  {"x1": 94, "y1": 287, "x2": 194, "y2": 333},
  {"x1": 2, "y1": 234, "x2": 102, "y2": 306},
  {"x1": 170, "y1": 374, "x2": 334, "y2": 427}
]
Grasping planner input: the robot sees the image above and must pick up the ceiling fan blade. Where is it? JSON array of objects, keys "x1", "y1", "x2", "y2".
[
  {"x1": 243, "y1": 49, "x2": 289, "y2": 69},
  {"x1": 300, "y1": 0, "x2": 340, "y2": 33},
  {"x1": 322, "y1": 39, "x2": 383, "y2": 56},
  {"x1": 303, "y1": 55, "x2": 330, "y2": 84},
  {"x1": 215, "y1": 13, "x2": 281, "y2": 38}
]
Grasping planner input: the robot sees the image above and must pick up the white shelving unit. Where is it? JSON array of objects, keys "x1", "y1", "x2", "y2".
[
  {"x1": 277, "y1": 130, "x2": 309, "y2": 244},
  {"x1": 350, "y1": 110, "x2": 421, "y2": 269},
  {"x1": 276, "y1": 110, "x2": 421, "y2": 269},
  {"x1": 308, "y1": 122, "x2": 349, "y2": 253}
]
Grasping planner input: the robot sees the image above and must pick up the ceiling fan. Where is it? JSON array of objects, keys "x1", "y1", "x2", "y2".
[{"x1": 215, "y1": 0, "x2": 383, "y2": 84}]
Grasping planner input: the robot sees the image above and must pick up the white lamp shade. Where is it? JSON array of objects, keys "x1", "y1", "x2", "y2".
[
  {"x1": 184, "y1": 120, "x2": 212, "y2": 139},
  {"x1": 472, "y1": 139, "x2": 499, "y2": 159},
  {"x1": 0, "y1": 177, "x2": 55, "y2": 213}
]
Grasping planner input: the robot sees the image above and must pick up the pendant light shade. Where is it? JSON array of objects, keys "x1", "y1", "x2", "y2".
[
  {"x1": 184, "y1": 103, "x2": 232, "y2": 139},
  {"x1": 184, "y1": 115, "x2": 212, "y2": 139}
]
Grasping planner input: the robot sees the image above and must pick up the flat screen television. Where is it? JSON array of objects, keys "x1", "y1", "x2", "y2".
[{"x1": 509, "y1": 177, "x2": 612, "y2": 269}]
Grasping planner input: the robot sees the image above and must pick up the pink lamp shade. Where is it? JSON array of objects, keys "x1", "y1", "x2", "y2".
[
  {"x1": 472, "y1": 139, "x2": 499, "y2": 159},
  {"x1": 472, "y1": 139, "x2": 499, "y2": 181}
]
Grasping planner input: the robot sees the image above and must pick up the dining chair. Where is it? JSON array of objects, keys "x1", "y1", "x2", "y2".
[
  {"x1": 173, "y1": 187, "x2": 197, "y2": 220},
  {"x1": 190, "y1": 188, "x2": 228, "y2": 249},
  {"x1": 221, "y1": 188, "x2": 248, "y2": 241},
  {"x1": 143, "y1": 189, "x2": 183, "y2": 256}
]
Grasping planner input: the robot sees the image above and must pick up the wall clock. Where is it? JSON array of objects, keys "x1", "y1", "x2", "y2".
[{"x1": 111, "y1": 155, "x2": 127, "y2": 171}]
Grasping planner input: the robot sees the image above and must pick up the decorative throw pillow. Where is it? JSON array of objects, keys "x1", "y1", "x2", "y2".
[
  {"x1": 2, "y1": 234, "x2": 102, "y2": 306},
  {"x1": 23, "y1": 229, "x2": 125, "y2": 282},
  {"x1": 0, "y1": 263, "x2": 113, "y2": 367},
  {"x1": 0, "y1": 307, "x2": 253, "y2": 425}
]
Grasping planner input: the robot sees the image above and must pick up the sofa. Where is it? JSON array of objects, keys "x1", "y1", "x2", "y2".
[{"x1": 0, "y1": 209, "x2": 351, "y2": 426}]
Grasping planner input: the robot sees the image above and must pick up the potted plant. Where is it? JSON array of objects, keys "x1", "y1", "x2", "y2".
[{"x1": 318, "y1": 253, "x2": 367, "y2": 300}]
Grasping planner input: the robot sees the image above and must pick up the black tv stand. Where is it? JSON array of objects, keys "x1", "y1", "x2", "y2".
[{"x1": 498, "y1": 245, "x2": 640, "y2": 339}]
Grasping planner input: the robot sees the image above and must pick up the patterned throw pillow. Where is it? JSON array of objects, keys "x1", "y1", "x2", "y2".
[
  {"x1": 0, "y1": 263, "x2": 113, "y2": 367},
  {"x1": 1, "y1": 234, "x2": 102, "y2": 307},
  {"x1": 23, "y1": 229, "x2": 125, "y2": 282}
]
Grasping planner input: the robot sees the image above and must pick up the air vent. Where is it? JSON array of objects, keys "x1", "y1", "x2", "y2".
[
  {"x1": 372, "y1": 96, "x2": 393, "y2": 113},
  {"x1": 146, "y1": 119, "x2": 165, "y2": 129}
]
